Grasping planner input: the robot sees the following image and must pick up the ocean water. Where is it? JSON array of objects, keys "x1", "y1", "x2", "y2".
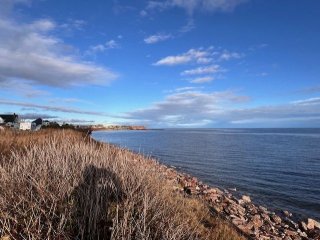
[{"x1": 92, "y1": 128, "x2": 320, "y2": 220}]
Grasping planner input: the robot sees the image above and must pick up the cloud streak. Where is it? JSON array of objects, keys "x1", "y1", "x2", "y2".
[
  {"x1": 219, "y1": 50, "x2": 243, "y2": 61},
  {"x1": 154, "y1": 47, "x2": 242, "y2": 66},
  {"x1": 144, "y1": 33, "x2": 172, "y2": 44},
  {"x1": 190, "y1": 76, "x2": 215, "y2": 83},
  {"x1": 0, "y1": 99, "x2": 111, "y2": 116},
  {"x1": 154, "y1": 48, "x2": 214, "y2": 66},
  {"x1": 181, "y1": 65, "x2": 223, "y2": 75},
  {"x1": 20, "y1": 113, "x2": 58, "y2": 120},
  {"x1": 86, "y1": 39, "x2": 120, "y2": 55},
  {"x1": 144, "y1": 0, "x2": 248, "y2": 15}
]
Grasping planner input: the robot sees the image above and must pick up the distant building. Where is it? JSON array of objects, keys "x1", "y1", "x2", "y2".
[
  {"x1": 19, "y1": 122, "x2": 32, "y2": 131},
  {"x1": 0, "y1": 114, "x2": 19, "y2": 124},
  {"x1": 32, "y1": 118, "x2": 43, "y2": 131},
  {"x1": 0, "y1": 114, "x2": 20, "y2": 128},
  {"x1": 43, "y1": 120, "x2": 50, "y2": 126}
]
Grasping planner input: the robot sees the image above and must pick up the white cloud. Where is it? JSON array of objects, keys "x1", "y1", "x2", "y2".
[
  {"x1": 190, "y1": 76, "x2": 215, "y2": 83},
  {"x1": 154, "y1": 48, "x2": 213, "y2": 66},
  {"x1": 123, "y1": 89, "x2": 320, "y2": 127},
  {"x1": 181, "y1": 64, "x2": 222, "y2": 75},
  {"x1": 257, "y1": 72, "x2": 268, "y2": 77},
  {"x1": 60, "y1": 19, "x2": 86, "y2": 31},
  {"x1": 154, "y1": 55, "x2": 192, "y2": 66},
  {"x1": 291, "y1": 97, "x2": 320, "y2": 106},
  {"x1": 154, "y1": 47, "x2": 242, "y2": 66},
  {"x1": 87, "y1": 39, "x2": 120, "y2": 55},
  {"x1": 179, "y1": 19, "x2": 195, "y2": 33},
  {"x1": 219, "y1": 50, "x2": 243, "y2": 61},
  {"x1": 124, "y1": 89, "x2": 250, "y2": 126},
  {"x1": 0, "y1": 79, "x2": 48, "y2": 98},
  {"x1": 48, "y1": 97, "x2": 93, "y2": 105},
  {"x1": 249, "y1": 43, "x2": 268, "y2": 51},
  {"x1": 155, "y1": 48, "x2": 240, "y2": 87},
  {"x1": 140, "y1": 10, "x2": 148, "y2": 16},
  {"x1": 0, "y1": 17, "x2": 118, "y2": 87},
  {"x1": 174, "y1": 86, "x2": 203, "y2": 92},
  {"x1": 144, "y1": 33, "x2": 172, "y2": 44},
  {"x1": 88, "y1": 44, "x2": 106, "y2": 53},
  {"x1": 145, "y1": 0, "x2": 248, "y2": 15},
  {"x1": 105, "y1": 39, "x2": 119, "y2": 48}
]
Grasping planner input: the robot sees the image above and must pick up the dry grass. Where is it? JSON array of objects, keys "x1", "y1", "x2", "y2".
[{"x1": 0, "y1": 129, "x2": 244, "y2": 240}]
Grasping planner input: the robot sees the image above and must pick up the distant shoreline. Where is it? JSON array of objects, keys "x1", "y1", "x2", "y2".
[{"x1": 90, "y1": 125, "x2": 147, "y2": 131}]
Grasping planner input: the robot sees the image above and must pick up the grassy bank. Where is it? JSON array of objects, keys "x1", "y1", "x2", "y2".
[{"x1": 0, "y1": 129, "x2": 244, "y2": 240}]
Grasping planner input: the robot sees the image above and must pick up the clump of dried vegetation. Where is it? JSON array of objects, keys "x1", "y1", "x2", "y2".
[{"x1": 0, "y1": 129, "x2": 244, "y2": 240}]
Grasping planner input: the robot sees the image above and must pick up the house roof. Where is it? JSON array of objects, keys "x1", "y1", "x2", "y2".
[{"x1": 0, "y1": 114, "x2": 19, "y2": 123}]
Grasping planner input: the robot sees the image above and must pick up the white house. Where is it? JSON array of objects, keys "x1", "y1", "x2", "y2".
[
  {"x1": 19, "y1": 122, "x2": 32, "y2": 131},
  {"x1": 0, "y1": 117, "x2": 3, "y2": 124}
]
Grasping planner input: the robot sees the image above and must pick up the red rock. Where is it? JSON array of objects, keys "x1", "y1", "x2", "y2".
[
  {"x1": 300, "y1": 221, "x2": 308, "y2": 232},
  {"x1": 251, "y1": 215, "x2": 263, "y2": 228},
  {"x1": 309, "y1": 218, "x2": 320, "y2": 230},
  {"x1": 242, "y1": 195, "x2": 251, "y2": 203},
  {"x1": 271, "y1": 214, "x2": 282, "y2": 224},
  {"x1": 259, "y1": 206, "x2": 269, "y2": 214},
  {"x1": 209, "y1": 193, "x2": 220, "y2": 202},
  {"x1": 224, "y1": 197, "x2": 237, "y2": 205},
  {"x1": 307, "y1": 218, "x2": 315, "y2": 230},
  {"x1": 283, "y1": 210, "x2": 292, "y2": 217}
]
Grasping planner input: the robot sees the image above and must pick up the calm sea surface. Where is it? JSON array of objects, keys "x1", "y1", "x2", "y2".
[{"x1": 92, "y1": 128, "x2": 320, "y2": 220}]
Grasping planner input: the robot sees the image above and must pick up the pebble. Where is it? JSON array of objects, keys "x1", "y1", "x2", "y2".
[{"x1": 271, "y1": 214, "x2": 282, "y2": 225}]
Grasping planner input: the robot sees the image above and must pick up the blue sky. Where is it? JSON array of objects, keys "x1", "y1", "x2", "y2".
[{"x1": 0, "y1": 0, "x2": 320, "y2": 127}]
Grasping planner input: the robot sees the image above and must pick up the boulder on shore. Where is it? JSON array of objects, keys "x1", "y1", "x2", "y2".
[
  {"x1": 242, "y1": 195, "x2": 251, "y2": 203},
  {"x1": 307, "y1": 218, "x2": 320, "y2": 230}
]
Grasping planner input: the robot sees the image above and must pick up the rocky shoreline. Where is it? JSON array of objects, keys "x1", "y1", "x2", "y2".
[{"x1": 145, "y1": 160, "x2": 320, "y2": 240}]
